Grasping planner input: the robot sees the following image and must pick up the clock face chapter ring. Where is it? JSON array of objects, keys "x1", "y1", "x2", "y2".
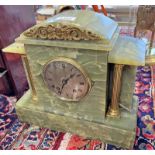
[{"x1": 42, "y1": 57, "x2": 92, "y2": 101}]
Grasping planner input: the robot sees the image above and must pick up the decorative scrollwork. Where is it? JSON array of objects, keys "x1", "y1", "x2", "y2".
[{"x1": 23, "y1": 23, "x2": 102, "y2": 41}]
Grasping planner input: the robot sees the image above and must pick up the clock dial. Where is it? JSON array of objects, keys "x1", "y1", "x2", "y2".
[{"x1": 43, "y1": 58, "x2": 91, "y2": 101}]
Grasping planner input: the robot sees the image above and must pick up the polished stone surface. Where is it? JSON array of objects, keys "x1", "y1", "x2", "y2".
[
  {"x1": 108, "y1": 36, "x2": 146, "y2": 66},
  {"x1": 16, "y1": 89, "x2": 138, "y2": 149},
  {"x1": 25, "y1": 45, "x2": 108, "y2": 122},
  {"x1": 23, "y1": 10, "x2": 118, "y2": 43},
  {"x1": 14, "y1": 10, "x2": 141, "y2": 149}
]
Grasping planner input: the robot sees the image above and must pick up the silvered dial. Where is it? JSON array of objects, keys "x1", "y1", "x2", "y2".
[{"x1": 43, "y1": 58, "x2": 90, "y2": 101}]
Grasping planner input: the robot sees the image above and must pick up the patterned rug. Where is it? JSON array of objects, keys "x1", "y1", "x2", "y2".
[{"x1": 0, "y1": 66, "x2": 154, "y2": 150}]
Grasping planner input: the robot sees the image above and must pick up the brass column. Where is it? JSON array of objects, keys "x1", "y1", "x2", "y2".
[
  {"x1": 22, "y1": 55, "x2": 38, "y2": 101},
  {"x1": 107, "y1": 64, "x2": 124, "y2": 118}
]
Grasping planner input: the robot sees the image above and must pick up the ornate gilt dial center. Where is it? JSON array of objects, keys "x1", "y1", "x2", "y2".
[{"x1": 43, "y1": 58, "x2": 91, "y2": 101}]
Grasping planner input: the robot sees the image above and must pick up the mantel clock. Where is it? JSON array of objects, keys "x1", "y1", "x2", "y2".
[{"x1": 14, "y1": 10, "x2": 146, "y2": 149}]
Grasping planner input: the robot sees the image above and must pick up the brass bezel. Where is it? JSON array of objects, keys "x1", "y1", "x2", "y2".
[{"x1": 42, "y1": 57, "x2": 92, "y2": 102}]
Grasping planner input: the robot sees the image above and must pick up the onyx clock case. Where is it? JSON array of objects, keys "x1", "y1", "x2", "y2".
[{"x1": 15, "y1": 10, "x2": 146, "y2": 148}]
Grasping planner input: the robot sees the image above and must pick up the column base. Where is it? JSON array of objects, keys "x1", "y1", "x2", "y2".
[{"x1": 107, "y1": 106, "x2": 120, "y2": 118}]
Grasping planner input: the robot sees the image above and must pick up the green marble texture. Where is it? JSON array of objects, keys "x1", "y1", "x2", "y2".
[
  {"x1": 14, "y1": 10, "x2": 140, "y2": 148},
  {"x1": 16, "y1": 90, "x2": 138, "y2": 149},
  {"x1": 16, "y1": 26, "x2": 119, "y2": 52},
  {"x1": 16, "y1": 11, "x2": 120, "y2": 52},
  {"x1": 25, "y1": 45, "x2": 108, "y2": 123},
  {"x1": 108, "y1": 36, "x2": 146, "y2": 66},
  {"x1": 23, "y1": 10, "x2": 118, "y2": 43}
]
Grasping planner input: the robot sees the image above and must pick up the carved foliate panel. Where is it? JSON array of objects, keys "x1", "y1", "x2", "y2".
[{"x1": 23, "y1": 23, "x2": 102, "y2": 41}]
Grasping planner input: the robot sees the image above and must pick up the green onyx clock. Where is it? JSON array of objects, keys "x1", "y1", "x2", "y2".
[{"x1": 15, "y1": 10, "x2": 146, "y2": 149}]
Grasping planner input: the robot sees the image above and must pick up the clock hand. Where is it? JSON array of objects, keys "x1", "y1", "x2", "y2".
[
  {"x1": 60, "y1": 73, "x2": 76, "y2": 94},
  {"x1": 60, "y1": 78, "x2": 70, "y2": 95},
  {"x1": 60, "y1": 78, "x2": 69, "y2": 95},
  {"x1": 69, "y1": 73, "x2": 75, "y2": 79}
]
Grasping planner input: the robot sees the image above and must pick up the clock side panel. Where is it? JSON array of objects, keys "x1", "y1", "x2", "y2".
[{"x1": 24, "y1": 44, "x2": 108, "y2": 123}]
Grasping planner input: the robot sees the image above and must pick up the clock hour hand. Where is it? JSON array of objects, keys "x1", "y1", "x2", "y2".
[
  {"x1": 60, "y1": 73, "x2": 76, "y2": 94},
  {"x1": 60, "y1": 77, "x2": 70, "y2": 95}
]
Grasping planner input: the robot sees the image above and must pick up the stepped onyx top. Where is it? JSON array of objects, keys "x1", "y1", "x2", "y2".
[{"x1": 22, "y1": 10, "x2": 118, "y2": 43}]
